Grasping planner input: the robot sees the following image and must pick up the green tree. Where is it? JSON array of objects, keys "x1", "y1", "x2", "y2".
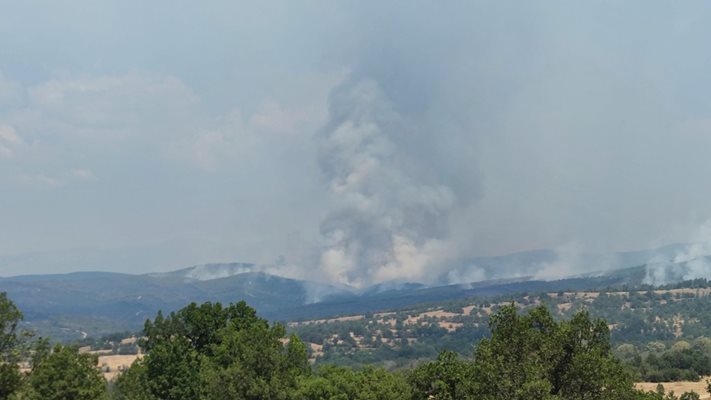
[
  {"x1": 294, "y1": 365, "x2": 411, "y2": 400},
  {"x1": 123, "y1": 301, "x2": 268, "y2": 400},
  {"x1": 0, "y1": 293, "x2": 23, "y2": 399},
  {"x1": 142, "y1": 301, "x2": 260, "y2": 355},
  {"x1": 472, "y1": 305, "x2": 558, "y2": 400},
  {"x1": 472, "y1": 304, "x2": 639, "y2": 400},
  {"x1": 408, "y1": 351, "x2": 476, "y2": 400},
  {"x1": 680, "y1": 391, "x2": 700, "y2": 400},
  {"x1": 199, "y1": 326, "x2": 309, "y2": 399},
  {"x1": 22, "y1": 344, "x2": 108, "y2": 400},
  {"x1": 116, "y1": 301, "x2": 310, "y2": 400},
  {"x1": 143, "y1": 336, "x2": 201, "y2": 400},
  {"x1": 112, "y1": 359, "x2": 155, "y2": 400},
  {"x1": 554, "y1": 310, "x2": 637, "y2": 399}
]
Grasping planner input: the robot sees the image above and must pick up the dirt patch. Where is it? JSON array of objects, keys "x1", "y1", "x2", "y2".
[
  {"x1": 405, "y1": 310, "x2": 459, "y2": 325},
  {"x1": 377, "y1": 318, "x2": 397, "y2": 327},
  {"x1": 308, "y1": 342, "x2": 324, "y2": 358},
  {"x1": 549, "y1": 292, "x2": 601, "y2": 299},
  {"x1": 654, "y1": 288, "x2": 711, "y2": 297},
  {"x1": 438, "y1": 321, "x2": 463, "y2": 332},
  {"x1": 673, "y1": 315, "x2": 684, "y2": 338},
  {"x1": 374, "y1": 311, "x2": 396, "y2": 318},
  {"x1": 87, "y1": 349, "x2": 113, "y2": 356},
  {"x1": 120, "y1": 336, "x2": 138, "y2": 345},
  {"x1": 422, "y1": 310, "x2": 459, "y2": 319},
  {"x1": 98, "y1": 354, "x2": 142, "y2": 381},
  {"x1": 462, "y1": 305, "x2": 477, "y2": 315},
  {"x1": 289, "y1": 314, "x2": 365, "y2": 326}
]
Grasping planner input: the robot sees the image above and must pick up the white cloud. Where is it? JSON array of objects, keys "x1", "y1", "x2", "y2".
[
  {"x1": 0, "y1": 125, "x2": 21, "y2": 145},
  {"x1": 0, "y1": 72, "x2": 24, "y2": 108},
  {"x1": 0, "y1": 72, "x2": 205, "y2": 186},
  {"x1": 174, "y1": 93, "x2": 333, "y2": 172},
  {"x1": 19, "y1": 173, "x2": 63, "y2": 188},
  {"x1": 0, "y1": 125, "x2": 22, "y2": 159},
  {"x1": 0, "y1": 145, "x2": 12, "y2": 159},
  {"x1": 0, "y1": 68, "x2": 341, "y2": 185},
  {"x1": 171, "y1": 110, "x2": 246, "y2": 172},
  {"x1": 18, "y1": 168, "x2": 98, "y2": 189},
  {"x1": 69, "y1": 168, "x2": 98, "y2": 181},
  {"x1": 249, "y1": 98, "x2": 321, "y2": 137},
  {"x1": 23, "y1": 72, "x2": 198, "y2": 139}
]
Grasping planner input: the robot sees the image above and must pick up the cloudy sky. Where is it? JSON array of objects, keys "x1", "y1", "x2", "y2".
[{"x1": 2, "y1": 1, "x2": 711, "y2": 283}]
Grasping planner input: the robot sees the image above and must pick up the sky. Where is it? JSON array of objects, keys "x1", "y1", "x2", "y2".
[{"x1": 2, "y1": 1, "x2": 711, "y2": 284}]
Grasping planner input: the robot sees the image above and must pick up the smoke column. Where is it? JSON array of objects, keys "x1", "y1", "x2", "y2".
[
  {"x1": 645, "y1": 221, "x2": 711, "y2": 285},
  {"x1": 316, "y1": 78, "x2": 466, "y2": 287}
]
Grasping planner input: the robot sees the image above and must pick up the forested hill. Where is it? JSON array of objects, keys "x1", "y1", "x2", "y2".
[
  {"x1": 287, "y1": 278, "x2": 711, "y2": 384},
  {"x1": 0, "y1": 259, "x2": 654, "y2": 341},
  {"x1": 2, "y1": 249, "x2": 709, "y2": 342}
]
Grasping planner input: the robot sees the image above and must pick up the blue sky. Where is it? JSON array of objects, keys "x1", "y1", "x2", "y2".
[{"x1": 2, "y1": 1, "x2": 711, "y2": 284}]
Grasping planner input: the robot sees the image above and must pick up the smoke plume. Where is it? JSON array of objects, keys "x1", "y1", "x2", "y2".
[
  {"x1": 645, "y1": 221, "x2": 711, "y2": 285},
  {"x1": 316, "y1": 78, "x2": 467, "y2": 287}
]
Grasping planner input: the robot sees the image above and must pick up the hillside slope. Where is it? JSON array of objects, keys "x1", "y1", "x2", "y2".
[{"x1": 0, "y1": 258, "x2": 661, "y2": 340}]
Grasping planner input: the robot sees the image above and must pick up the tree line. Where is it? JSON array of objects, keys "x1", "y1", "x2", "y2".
[{"x1": 0, "y1": 291, "x2": 708, "y2": 399}]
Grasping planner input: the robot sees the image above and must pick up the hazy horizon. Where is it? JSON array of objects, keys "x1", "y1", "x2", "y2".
[
  {"x1": 4, "y1": 2, "x2": 711, "y2": 285},
  {"x1": 0, "y1": 240, "x2": 684, "y2": 277}
]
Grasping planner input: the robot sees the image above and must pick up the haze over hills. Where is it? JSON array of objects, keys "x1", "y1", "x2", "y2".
[
  {"x1": 0, "y1": 244, "x2": 704, "y2": 341},
  {"x1": 440, "y1": 243, "x2": 686, "y2": 283}
]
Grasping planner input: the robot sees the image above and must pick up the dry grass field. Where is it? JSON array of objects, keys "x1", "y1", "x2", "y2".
[
  {"x1": 636, "y1": 379, "x2": 709, "y2": 399},
  {"x1": 98, "y1": 354, "x2": 142, "y2": 381}
]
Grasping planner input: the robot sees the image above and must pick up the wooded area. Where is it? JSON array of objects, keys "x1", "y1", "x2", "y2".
[{"x1": 2, "y1": 292, "x2": 708, "y2": 399}]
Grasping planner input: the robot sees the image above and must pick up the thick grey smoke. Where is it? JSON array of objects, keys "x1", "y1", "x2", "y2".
[
  {"x1": 310, "y1": 2, "x2": 711, "y2": 287},
  {"x1": 316, "y1": 78, "x2": 471, "y2": 287},
  {"x1": 644, "y1": 221, "x2": 711, "y2": 285}
]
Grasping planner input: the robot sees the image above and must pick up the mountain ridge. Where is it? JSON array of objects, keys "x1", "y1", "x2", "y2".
[{"x1": 0, "y1": 244, "x2": 703, "y2": 341}]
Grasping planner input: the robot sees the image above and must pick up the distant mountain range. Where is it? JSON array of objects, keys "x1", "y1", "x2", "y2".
[
  {"x1": 441, "y1": 243, "x2": 685, "y2": 283},
  {"x1": 0, "y1": 244, "x2": 702, "y2": 341}
]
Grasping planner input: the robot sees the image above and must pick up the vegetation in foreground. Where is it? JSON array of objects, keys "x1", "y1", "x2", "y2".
[
  {"x1": 285, "y1": 280, "x2": 711, "y2": 382},
  {"x1": 1, "y1": 291, "x2": 709, "y2": 400}
]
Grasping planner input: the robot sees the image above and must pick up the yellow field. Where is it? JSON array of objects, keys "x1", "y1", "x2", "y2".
[
  {"x1": 636, "y1": 379, "x2": 709, "y2": 399},
  {"x1": 97, "y1": 354, "x2": 142, "y2": 381}
]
